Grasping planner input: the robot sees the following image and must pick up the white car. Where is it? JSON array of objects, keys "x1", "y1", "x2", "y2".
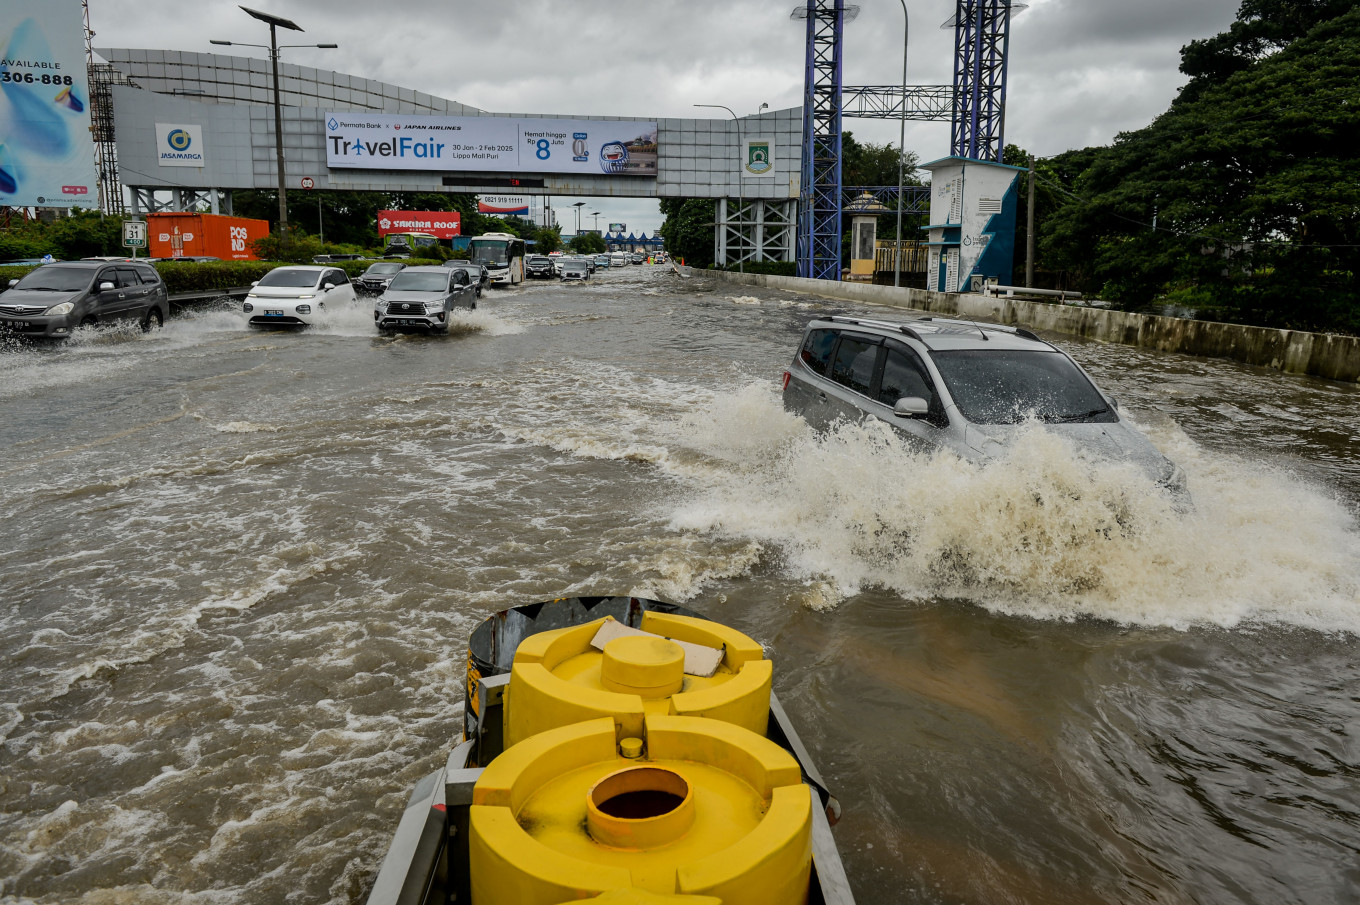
[{"x1": 242, "y1": 266, "x2": 358, "y2": 327}]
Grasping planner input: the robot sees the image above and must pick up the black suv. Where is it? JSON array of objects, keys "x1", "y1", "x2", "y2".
[
  {"x1": 0, "y1": 261, "x2": 170, "y2": 338},
  {"x1": 525, "y1": 256, "x2": 554, "y2": 279}
]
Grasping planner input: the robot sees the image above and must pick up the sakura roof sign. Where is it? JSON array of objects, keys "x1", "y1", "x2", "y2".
[{"x1": 377, "y1": 210, "x2": 462, "y2": 239}]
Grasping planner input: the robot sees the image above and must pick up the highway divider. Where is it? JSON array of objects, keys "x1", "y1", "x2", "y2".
[{"x1": 709, "y1": 270, "x2": 1360, "y2": 383}]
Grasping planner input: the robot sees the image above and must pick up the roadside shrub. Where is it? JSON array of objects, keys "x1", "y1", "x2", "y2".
[{"x1": 153, "y1": 261, "x2": 278, "y2": 294}]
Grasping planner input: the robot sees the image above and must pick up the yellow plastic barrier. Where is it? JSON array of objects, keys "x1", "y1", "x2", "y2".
[
  {"x1": 503, "y1": 615, "x2": 773, "y2": 747},
  {"x1": 469, "y1": 714, "x2": 812, "y2": 905}
]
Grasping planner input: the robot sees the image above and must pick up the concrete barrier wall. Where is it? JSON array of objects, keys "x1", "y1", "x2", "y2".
[{"x1": 710, "y1": 271, "x2": 1360, "y2": 383}]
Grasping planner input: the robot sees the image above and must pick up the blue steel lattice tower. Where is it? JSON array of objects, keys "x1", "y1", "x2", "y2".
[
  {"x1": 796, "y1": 0, "x2": 846, "y2": 281},
  {"x1": 797, "y1": 0, "x2": 1021, "y2": 278},
  {"x1": 950, "y1": 0, "x2": 1020, "y2": 163}
]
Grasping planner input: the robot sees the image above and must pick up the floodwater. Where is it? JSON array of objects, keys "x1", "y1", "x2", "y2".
[{"x1": 1, "y1": 266, "x2": 1357, "y2": 905}]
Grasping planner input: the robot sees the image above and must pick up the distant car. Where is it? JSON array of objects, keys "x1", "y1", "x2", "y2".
[
  {"x1": 630, "y1": 252, "x2": 645, "y2": 265},
  {"x1": 525, "y1": 256, "x2": 555, "y2": 279},
  {"x1": 609, "y1": 252, "x2": 629, "y2": 267},
  {"x1": 356, "y1": 261, "x2": 407, "y2": 295},
  {"x1": 594, "y1": 254, "x2": 612, "y2": 269},
  {"x1": 444, "y1": 258, "x2": 489, "y2": 295},
  {"x1": 242, "y1": 265, "x2": 357, "y2": 327},
  {"x1": 782, "y1": 314, "x2": 1189, "y2": 504},
  {"x1": 559, "y1": 258, "x2": 589, "y2": 282},
  {"x1": 0, "y1": 260, "x2": 170, "y2": 338},
  {"x1": 375, "y1": 265, "x2": 477, "y2": 334},
  {"x1": 312, "y1": 253, "x2": 365, "y2": 263}
]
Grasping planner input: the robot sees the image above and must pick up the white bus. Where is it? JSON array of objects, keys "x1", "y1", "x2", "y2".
[{"x1": 469, "y1": 232, "x2": 526, "y2": 286}]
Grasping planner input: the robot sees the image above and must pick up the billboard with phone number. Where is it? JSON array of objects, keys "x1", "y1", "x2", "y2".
[
  {"x1": 0, "y1": 0, "x2": 98, "y2": 208},
  {"x1": 325, "y1": 112, "x2": 658, "y2": 176}
]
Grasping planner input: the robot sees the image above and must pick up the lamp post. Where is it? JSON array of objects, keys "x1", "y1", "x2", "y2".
[
  {"x1": 211, "y1": 6, "x2": 335, "y2": 245},
  {"x1": 893, "y1": 0, "x2": 910, "y2": 288},
  {"x1": 591, "y1": 211, "x2": 600, "y2": 232},
  {"x1": 572, "y1": 201, "x2": 586, "y2": 239},
  {"x1": 694, "y1": 103, "x2": 743, "y2": 273}
]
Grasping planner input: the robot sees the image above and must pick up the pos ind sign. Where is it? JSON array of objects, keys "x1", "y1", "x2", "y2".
[
  {"x1": 325, "y1": 112, "x2": 658, "y2": 176},
  {"x1": 377, "y1": 210, "x2": 461, "y2": 239}
]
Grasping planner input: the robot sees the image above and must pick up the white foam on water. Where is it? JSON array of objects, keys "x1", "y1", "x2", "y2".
[
  {"x1": 661, "y1": 382, "x2": 1360, "y2": 633},
  {"x1": 728, "y1": 295, "x2": 763, "y2": 305}
]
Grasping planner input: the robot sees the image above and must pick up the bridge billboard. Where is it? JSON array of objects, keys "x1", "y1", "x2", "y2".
[
  {"x1": 325, "y1": 113, "x2": 658, "y2": 176},
  {"x1": 0, "y1": 0, "x2": 98, "y2": 208}
]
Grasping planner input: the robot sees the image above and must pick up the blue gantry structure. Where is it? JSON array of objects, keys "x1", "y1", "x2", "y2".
[{"x1": 797, "y1": 0, "x2": 1023, "y2": 279}]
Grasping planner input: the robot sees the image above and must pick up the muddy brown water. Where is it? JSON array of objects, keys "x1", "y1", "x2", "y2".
[{"x1": 1, "y1": 266, "x2": 1357, "y2": 904}]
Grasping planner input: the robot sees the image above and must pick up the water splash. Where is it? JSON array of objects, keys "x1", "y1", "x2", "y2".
[{"x1": 663, "y1": 383, "x2": 1360, "y2": 633}]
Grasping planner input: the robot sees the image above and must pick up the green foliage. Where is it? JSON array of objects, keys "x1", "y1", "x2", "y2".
[
  {"x1": 250, "y1": 229, "x2": 326, "y2": 264},
  {"x1": 1035, "y1": 5, "x2": 1360, "y2": 333},
  {"x1": 534, "y1": 226, "x2": 562, "y2": 254},
  {"x1": 152, "y1": 261, "x2": 278, "y2": 294},
  {"x1": 658, "y1": 198, "x2": 715, "y2": 268},
  {"x1": 569, "y1": 232, "x2": 606, "y2": 254}
]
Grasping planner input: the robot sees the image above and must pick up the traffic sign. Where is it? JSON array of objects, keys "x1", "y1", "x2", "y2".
[
  {"x1": 122, "y1": 220, "x2": 147, "y2": 249},
  {"x1": 300, "y1": 177, "x2": 315, "y2": 190}
]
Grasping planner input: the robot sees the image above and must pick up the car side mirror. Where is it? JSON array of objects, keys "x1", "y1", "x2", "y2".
[
  {"x1": 323, "y1": 283, "x2": 335, "y2": 291},
  {"x1": 251, "y1": 280, "x2": 260, "y2": 287},
  {"x1": 892, "y1": 397, "x2": 930, "y2": 419},
  {"x1": 7, "y1": 279, "x2": 17, "y2": 288},
  {"x1": 99, "y1": 281, "x2": 116, "y2": 292}
]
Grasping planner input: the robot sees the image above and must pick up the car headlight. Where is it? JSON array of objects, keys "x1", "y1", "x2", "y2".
[
  {"x1": 42, "y1": 302, "x2": 76, "y2": 316},
  {"x1": 426, "y1": 302, "x2": 445, "y2": 313},
  {"x1": 297, "y1": 293, "x2": 318, "y2": 300},
  {"x1": 296, "y1": 304, "x2": 312, "y2": 315},
  {"x1": 375, "y1": 299, "x2": 388, "y2": 311},
  {"x1": 243, "y1": 302, "x2": 254, "y2": 313}
]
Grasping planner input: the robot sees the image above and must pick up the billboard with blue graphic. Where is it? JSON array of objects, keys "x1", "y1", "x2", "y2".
[
  {"x1": 324, "y1": 112, "x2": 658, "y2": 176},
  {"x1": 0, "y1": 0, "x2": 97, "y2": 208},
  {"x1": 155, "y1": 123, "x2": 204, "y2": 167}
]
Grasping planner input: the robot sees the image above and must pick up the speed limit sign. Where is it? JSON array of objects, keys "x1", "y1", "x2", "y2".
[{"x1": 300, "y1": 177, "x2": 315, "y2": 189}]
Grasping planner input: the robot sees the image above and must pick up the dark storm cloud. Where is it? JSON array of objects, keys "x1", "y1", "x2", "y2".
[{"x1": 92, "y1": 0, "x2": 1246, "y2": 167}]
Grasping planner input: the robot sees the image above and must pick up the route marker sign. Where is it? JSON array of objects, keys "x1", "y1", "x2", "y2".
[{"x1": 122, "y1": 220, "x2": 147, "y2": 249}]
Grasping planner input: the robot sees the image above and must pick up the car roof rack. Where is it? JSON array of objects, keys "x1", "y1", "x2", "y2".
[
  {"x1": 825, "y1": 314, "x2": 923, "y2": 342},
  {"x1": 917, "y1": 316, "x2": 1047, "y2": 345}
]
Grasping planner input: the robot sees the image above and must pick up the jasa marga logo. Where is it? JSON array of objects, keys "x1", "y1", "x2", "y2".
[{"x1": 162, "y1": 128, "x2": 202, "y2": 162}]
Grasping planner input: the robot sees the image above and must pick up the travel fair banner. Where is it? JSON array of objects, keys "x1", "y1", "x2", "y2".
[
  {"x1": 0, "y1": 0, "x2": 98, "y2": 208},
  {"x1": 377, "y1": 210, "x2": 462, "y2": 239},
  {"x1": 325, "y1": 112, "x2": 658, "y2": 176}
]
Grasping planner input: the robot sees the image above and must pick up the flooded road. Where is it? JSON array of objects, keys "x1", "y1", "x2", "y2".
[{"x1": 1, "y1": 265, "x2": 1357, "y2": 904}]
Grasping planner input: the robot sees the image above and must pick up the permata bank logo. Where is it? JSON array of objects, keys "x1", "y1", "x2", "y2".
[{"x1": 156, "y1": 124, "x2": 204, "y2": 166}]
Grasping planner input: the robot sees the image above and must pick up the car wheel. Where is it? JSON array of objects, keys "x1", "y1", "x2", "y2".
[
  {"x1": 141, "y1": 307, "x2": 164, "y2": 332},
  {"x1": 80, "y1": 316, "x2": 97, "y2": 328}
]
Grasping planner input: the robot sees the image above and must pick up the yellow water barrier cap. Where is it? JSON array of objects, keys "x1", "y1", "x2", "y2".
[
  {"x1": 503, "y1": 615, "x2": 773, "y2": 747},
  {"x1": 469, "y1": 714, "x2": 812, "y2": 905}
]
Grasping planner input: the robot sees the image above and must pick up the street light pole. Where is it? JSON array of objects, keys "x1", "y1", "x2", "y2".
[
  {"x1": 894, "y1": 0, "x2": 910, "y2": 289},
  {"x1": 694, "y1": 103, "x2": 743, "y2": 273},
  {"x1": 572, "y1": 201, "x2": 585, "y2": 239},
  {"x1": 212, "y1": 7, "x2": 335, "y2": 251}
]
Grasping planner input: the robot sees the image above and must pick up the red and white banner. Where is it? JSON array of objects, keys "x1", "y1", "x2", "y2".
[{"x1": 376, "y1": 210, "x2": 462, "y2": 239}]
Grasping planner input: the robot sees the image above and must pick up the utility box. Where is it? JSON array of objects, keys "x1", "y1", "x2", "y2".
[
  {"x1": 147, "y1": 212, "x2": 270, "y2": 261},
  {"x1": 920, "y1": 156, "x2": 1023, "y2": 293}
]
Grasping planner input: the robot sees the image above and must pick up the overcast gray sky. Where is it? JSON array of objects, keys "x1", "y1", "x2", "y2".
[{"x1": 92, "y1": 0, "x2": 1244, "y2": 234}]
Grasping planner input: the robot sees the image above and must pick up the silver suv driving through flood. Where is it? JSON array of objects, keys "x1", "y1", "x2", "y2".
[{"x1": 783, "y1": 315, "x2": 1189, "y2": 502}]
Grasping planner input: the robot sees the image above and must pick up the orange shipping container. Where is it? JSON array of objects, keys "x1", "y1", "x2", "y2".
[{"x1": 147, "y1": 212, "x2": 270, "y2": 261}]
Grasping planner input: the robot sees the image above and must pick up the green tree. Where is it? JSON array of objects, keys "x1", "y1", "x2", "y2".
[
  {"x1": 1036, "y1": 5, "x2": 1360, "y2": 331},
  {"x1": 569, "y1": 232, "x2": 606, "y2": 254},
  {"x1": 534, "y1": 225, "x2": 563, "y2": 253},
  {"x1": 658, "y1": 198, "x2": 715, "y2": 267}
]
